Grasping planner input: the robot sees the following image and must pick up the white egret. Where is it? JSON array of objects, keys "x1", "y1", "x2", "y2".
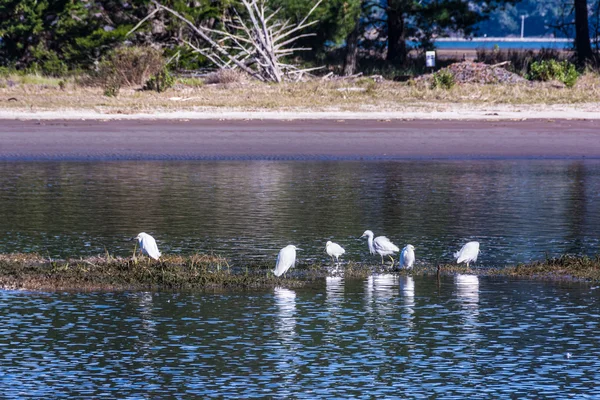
[
  {"x1": 325, "y1": 241, "x2": 345, "y2": 265},
  {"x1": 361, "y1": 230, "x2": 399, "y2": 264},
  {"x1": 454, "y1": 241, "x2": 480, "y2": 268},
  {"x1": 133, "y1": 232, "x2": 161, "y2": 260},
  {"x1": 273, "y1": 245, "x2": 300, "y2": 277},
  {"x1": 400, "y1": 244, "x2": 416, "y2": 270}
]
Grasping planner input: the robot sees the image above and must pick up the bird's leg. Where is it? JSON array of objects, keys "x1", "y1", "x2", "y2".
[
  {"x1": 389, "y1": 255, "x2": 395, "y2": 266},
  {"x1": 381, "y1": 254, "x2": 384, "y2": 264},
  {"x1": 466, "y1": 262, "x2": 470, "y2": 268}
]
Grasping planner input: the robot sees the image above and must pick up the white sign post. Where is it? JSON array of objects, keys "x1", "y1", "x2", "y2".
[{"x1": 425, "y1": 51, "x2": 436, "y2": 69}]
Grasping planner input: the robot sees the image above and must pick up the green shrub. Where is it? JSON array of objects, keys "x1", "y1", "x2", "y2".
[
  {"x1": 143, "y1": 67, "x2": 174, "y2": 92},
  {"x1": 528, "y1": 59, "x2": 579, "y2": 88},
  {"x1": 431, "y1": 69, "x2": 455, "y2": 89}
]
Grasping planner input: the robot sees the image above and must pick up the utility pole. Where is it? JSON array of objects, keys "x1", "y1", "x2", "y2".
[{"x1": 520, "y1": 15, "x2": 526, "y2": 38}]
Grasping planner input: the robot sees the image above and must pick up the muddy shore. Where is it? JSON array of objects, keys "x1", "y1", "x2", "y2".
[{"x1": 1, "y1": 118, "x2": 600, "y2": 160}]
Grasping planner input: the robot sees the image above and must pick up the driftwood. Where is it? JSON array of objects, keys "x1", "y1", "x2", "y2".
[{"x1": 134, "y1": 0, "x2": 323, "y2": 83}]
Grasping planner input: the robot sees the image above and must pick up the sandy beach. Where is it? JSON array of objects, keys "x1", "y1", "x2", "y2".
[{"x1": 1, "y1": 118, "x2": 599, "y2": 160}]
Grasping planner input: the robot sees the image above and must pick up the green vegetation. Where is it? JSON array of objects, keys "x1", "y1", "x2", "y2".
[
  {"x1": 528, "y1": 59, "x2": 579, "y2": 88},
  {"x1": 431, "y1": 69, "x2": 456, "y2": 89},
  {"x1": 1, "y1": 253, "x2": 598, "y2": 292},
  {"x1": 143, "y1": 67, "x2": 175, "y2": 93}
]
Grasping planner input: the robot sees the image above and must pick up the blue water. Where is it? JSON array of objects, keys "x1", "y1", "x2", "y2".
[
  {"x1": 433, "y1": 39, "x2": 571, "y2": 50},
  {"x1": 1, "y1": 276, "x2": 598, "y2": 398}
]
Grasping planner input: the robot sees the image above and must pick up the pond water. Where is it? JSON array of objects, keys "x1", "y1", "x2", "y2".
[
  {"x1": 1, "y1": 159, "x2": 600, "y2": 397},
  {"x1": 0, "y1": 160, "x2": 599, "y2": 266},
  {"x1": 1, "y1": 276, "x2": 599, "y2": 398}
]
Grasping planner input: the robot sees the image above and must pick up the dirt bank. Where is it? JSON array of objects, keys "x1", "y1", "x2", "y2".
[{"x1": 1, "y1": 118, "x2": 599, "y2": 160}]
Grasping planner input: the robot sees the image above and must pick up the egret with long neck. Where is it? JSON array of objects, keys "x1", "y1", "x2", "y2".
[{"x1": 361, "y1": 230, "x2": 399, "y2": 265}]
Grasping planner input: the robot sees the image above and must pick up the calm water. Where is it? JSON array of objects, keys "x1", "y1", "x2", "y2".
[
  {"x1": 0, "y1": 160, "x2": 599, "y2": 266},
  {"x1": 1, "y1": 276, "x2": 599, "y2": 398}
]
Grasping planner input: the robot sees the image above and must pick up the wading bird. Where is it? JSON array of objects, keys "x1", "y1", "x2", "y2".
[
  {"x1": 132, "y1": 232, "x2": 161, "y2": 260},
  {"x1": 273, "y1": 245, "x2": 300, "y2": 277},
  {"x1": 361, "y1": 230, "x2": 399, "y2": 265},
  {"x1": 454, "y1": 241, "x2": 480, "y2": 268},
  {"x1": 400, "y1": 244, "x2": 415, "y2": 270},
  {"x1": 325, "y1": 241, "x2": 345, "y2": 265}
]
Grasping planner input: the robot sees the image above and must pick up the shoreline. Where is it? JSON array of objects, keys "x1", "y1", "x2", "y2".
[
  {"x1": 1, "y1": 104, "x2": 600, "y2": 121},
  {"x1": 1, "y1": 118, "x2": 600, "y2": 160}
]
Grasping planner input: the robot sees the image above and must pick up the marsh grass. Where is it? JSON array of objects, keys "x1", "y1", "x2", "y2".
[
  {"x1": 1, "y1": 253, "x2": 598, "y2": 292},
  {"x1": 1, "y1": 72, "x2": 600, "y2": 114}
]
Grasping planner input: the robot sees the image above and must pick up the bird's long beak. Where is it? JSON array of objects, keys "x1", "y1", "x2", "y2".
[
  {"x1": 296, "y1": 248, "x2": 302, "y2": 251},
  {"x1": 127, "y1": 237, "x2": 136, "y2": 242}
]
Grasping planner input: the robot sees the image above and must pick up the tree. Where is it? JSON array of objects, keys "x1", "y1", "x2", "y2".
[
  {"x1": 383, "y1": 0, "x2": 519, "y2": 64},
  {"x1": 574, "y1": 0, "x2": 597, "y2": 65}
]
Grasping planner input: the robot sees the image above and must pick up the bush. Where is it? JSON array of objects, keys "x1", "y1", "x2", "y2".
[
  {"x1": 93, "y1": 46, "x2": 165, "y2": 88},
  {"x1": 143, "y1": 67, "x2": 175, "y2": 92},
  {"x1": 527, "y1": 59, "x2": 579, "y2": 88},
  {"x1": 88, "y1": 46, "x2": 167, "y2": 97},
  {"x1": 431, "y1": 69, "x2": 455, "y2": 89},
  {"x1": 476, "y1": 47, "x2": 564, "y2": 76}
]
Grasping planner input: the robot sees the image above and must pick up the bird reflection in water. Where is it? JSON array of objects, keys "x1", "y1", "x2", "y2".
[
  {"x1": 399, "y1": 276, "x2": 416, "y2": 334},
  {"x1": 365, "y1": 274, "x2": 398, "y2": 317},
  {"x1": 455, "y1": 274, "x2": 481, "y2": 345},
  {"x1": 274, "y1": 287, "x2": 297, "y2": 343}
]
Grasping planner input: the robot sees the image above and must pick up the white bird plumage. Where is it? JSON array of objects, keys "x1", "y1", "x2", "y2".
[
  {"x1": 325, "y1": 241, "x2": 345, "y2": 265},
  {"x1": 400, "y1": 244, "x2": 415, "y2": 269},
  {"x1": 134, "y1": 232, "x2": 161, "y2": 260},
  {"x1": 273, "y1": 245, "x2": 300, "y2": 277},
  {"x1": 454, "y1": 241, "x2": 480, "y2": 267},
  {"x1": 361, "y1": 230, "x2": 400, "y2": 264}
]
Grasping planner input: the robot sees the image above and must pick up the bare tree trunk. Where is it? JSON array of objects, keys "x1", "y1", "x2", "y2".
[
  {"x1": 574, "y1": 0, "x2": 596, "y2": 66},
  {"x1": 386, "y1": 5, "x2": 406, "y2": 64},
  {"x1": 343, "y1": 22, "x2": 360, "y2": 76}
]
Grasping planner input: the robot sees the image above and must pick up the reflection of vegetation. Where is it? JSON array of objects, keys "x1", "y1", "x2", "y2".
[{"x1": 1, "y1": 253, "x2": 599, "y2": 292}]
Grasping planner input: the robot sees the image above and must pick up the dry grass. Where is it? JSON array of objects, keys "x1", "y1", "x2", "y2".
[{"x1": 1, "y1": 72, "x2": 599, "y2": 115}]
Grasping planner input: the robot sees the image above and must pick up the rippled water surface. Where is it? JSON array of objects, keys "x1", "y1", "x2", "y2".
[
  {"x1": 0, "y1": 160, "x2": 599, "y2": 266},
  {"x1": 1, "y1": 277, "x2": 599, "y2": 398}
]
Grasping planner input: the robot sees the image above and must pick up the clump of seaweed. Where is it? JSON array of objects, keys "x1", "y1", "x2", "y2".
[{"x1": 500, "y1": 255, "x2": 600, "y2": 281}]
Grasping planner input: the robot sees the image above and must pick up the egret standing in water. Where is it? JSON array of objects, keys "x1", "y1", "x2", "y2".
[
  {"x1": 400, "y1": 244, "x2": 415, "y2": 270},
  {"x1": 273, "y1": 245, "x2": 300, "y2": 277},
  {"x1": 132, "y1": 232, "x2": 161, "y2": 260},
  {"x1": 325, "y1": 241, "x2": 345, "y2": 265},
  {"x1": 361, "y1": 230, "x2": 399, "y2": 265},
  {"x1": 454, "y1": 241, "x2": 480, "y2": 268}
]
